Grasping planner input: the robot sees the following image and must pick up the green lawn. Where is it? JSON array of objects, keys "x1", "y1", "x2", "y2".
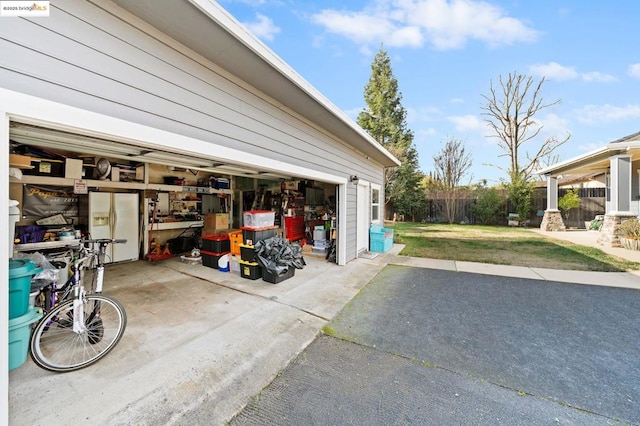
[{"x1": 386, "y1": 222, "x2": 640, "y2": 272}]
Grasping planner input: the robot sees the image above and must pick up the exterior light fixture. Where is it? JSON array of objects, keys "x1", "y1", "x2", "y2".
[{"x1": 350, "y1": 175, "x2": 359, "y2": 185}]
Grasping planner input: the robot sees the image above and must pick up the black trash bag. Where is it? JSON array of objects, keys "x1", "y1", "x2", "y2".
[{"x1": 254, "y1": 236, "x2": 306, "y2": 277}]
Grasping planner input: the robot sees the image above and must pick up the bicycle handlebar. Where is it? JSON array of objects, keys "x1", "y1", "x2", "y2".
[
  {"x1": 81, "y1": 238, "x2": 128, "y2": 245},
  {"x1": 73, "y1": 238, "x2": 128, "y2": 266}
]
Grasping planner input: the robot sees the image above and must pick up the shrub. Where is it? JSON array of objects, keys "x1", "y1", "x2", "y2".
[
  {"x1": 508, "y1": 175, "x2": 534, "y2": 225},
  {"x1": 471, "y1": 187, "x2": 506, "y2": 225},
  {"x1": 619, "y1": 218, "x2": 640, "y2": 239},
  {"x1": 558, "y1": 188, "x2": 580, "y2": 219}
]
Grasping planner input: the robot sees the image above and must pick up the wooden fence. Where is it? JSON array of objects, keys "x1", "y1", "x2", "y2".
[{"x1": 392, "y1": 188, "x2": 607, "y2": 228}]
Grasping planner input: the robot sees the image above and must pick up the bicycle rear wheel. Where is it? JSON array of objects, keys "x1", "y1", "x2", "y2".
[{"x1": 30, "y1": 294, "x2": 127, "y2": 372}]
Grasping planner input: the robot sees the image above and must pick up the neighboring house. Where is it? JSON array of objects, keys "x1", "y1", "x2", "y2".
[
  {"x1": 1, "y1": 0, "x2": 399, "y2": 413},
  {"x1": 557, "y1": 173, "x2": 606, "y2": 189},
  {"x1": 537, "y1": 131, "x2": 640, "y2": 245}
]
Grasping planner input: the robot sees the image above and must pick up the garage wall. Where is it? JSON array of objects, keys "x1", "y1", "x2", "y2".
[{"x1": 0, "y1": 0, "x2": 386, "y2": 262}]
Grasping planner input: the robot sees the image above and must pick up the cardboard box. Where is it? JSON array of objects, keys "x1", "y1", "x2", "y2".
[
  {"x1": 136, "y1": 164, "x2": 145, "y2": 181},
  {"x1": 64, "y1": 158, "x2": 83, "y2": 179},
  {"x1": 203, "y1": 213, "x2": 229, "y2": 232}
]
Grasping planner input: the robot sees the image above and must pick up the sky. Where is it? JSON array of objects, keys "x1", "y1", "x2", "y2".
[{"x1": 217, "y1": 0, "x2": 640, "y2": 184}]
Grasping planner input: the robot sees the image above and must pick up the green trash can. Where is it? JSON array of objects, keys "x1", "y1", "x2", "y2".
[
  {"x1": 9, "y1": 259, "x2": 41, "y2": 319},
  {"x1": 9, "y1": 307, "x2": 43, "y2": 371}
]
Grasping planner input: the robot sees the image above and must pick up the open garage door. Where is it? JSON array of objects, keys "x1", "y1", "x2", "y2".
[{"x1": 9, "y1": 122, "x2": 345, "y2": 265}]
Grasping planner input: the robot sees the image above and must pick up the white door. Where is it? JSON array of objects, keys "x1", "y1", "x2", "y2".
[{"x1": 356, "y1": 182, "x2": 369, "y2": 253}]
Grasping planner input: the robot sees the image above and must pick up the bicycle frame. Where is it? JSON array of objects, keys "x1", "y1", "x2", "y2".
[
  {"x1": 69, "y1": 239, "x2": 113, "y2": 333},
  {"x1": 30, "y1": 238, "x2": 128, "y2": 372},
  {"x1": 36, "y1": 239, "x2": 120, "y2": 328}
]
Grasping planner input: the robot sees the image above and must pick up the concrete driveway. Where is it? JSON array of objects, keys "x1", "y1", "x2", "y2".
[
  {"x1": 232, "y1": 265, "x2": 640, "y2": 425},
  {"x1": 9, "y1": 253, "x2": 386, "y2": 425},
  {"x1": 9, "y1": 240, "x2": 640, "y2": 425}
]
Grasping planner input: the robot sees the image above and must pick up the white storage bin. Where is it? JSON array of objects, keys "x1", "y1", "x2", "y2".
[
  {"x1": 313, "y1": 229, "x2": 327, "y2": 241},
  {"x1": 243, "y1": 210, "x2": 275, "y2": 229}
]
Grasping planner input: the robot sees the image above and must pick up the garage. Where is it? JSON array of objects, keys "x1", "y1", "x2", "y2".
[
  {"x1": 9, "y1": 121, "x2": 342, "y2": 265},
  {"x1": 2, "y1": 0, "x2": 399, "y2": 265},
  {"x1": 2, "y1": 0, "x2": 400, "y2": 418}
]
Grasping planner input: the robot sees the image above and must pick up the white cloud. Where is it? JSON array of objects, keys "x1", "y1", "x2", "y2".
[
  {"x1": 414, "y1": 127, "x2": 438, "y2": 141},
  {"x1": 628, "y1": 63, "x2": 640, "y2": 79},
  {"x1": 310, "y1": 0, "x2": 538, "y2": 51},
  {"x1": 575, "y1": 104, "x2": 640, "y2": 125},
  {"x1": 450, "y1": 98, "x2": 464, "y2": 104},
  {"x1": 531, "y1": 62, "x2": 617, "y2": 82},
  {"x1": 407, "y1": 106, "x2": 442, "y2": 123},
  {"x1": 534, "y1": 112, "x2": 571, "y2": 144},
  {"x1": 403, "y1": 0, "x2": 538, "y2": 49},
  {"x1": 311, "y1": 9, "x2": 423, "y2": 48},
  {"x1": 581, "y1": 71, "x2": 616, "y2": 83},
  {"x1": 538, "y1": 112, "x2": 569, "y2": 135},
  {"x1": 447, "y1": 114, "x2": 487, "y2": 133},
  {"x1": 242, "y1": 13, "x2": 281, "y2": 41},
  {"x1": 530, "y1": 62, "x2": 579, "y2": 81}
]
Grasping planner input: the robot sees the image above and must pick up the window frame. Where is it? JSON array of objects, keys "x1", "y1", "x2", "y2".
[{"x1": 371, "y1": 183, "x2": 381, "y2": 224}]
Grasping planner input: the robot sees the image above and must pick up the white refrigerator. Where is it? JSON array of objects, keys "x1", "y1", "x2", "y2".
[{"x1": 88, "y1": 192, "x2": 139, "y2": 263}]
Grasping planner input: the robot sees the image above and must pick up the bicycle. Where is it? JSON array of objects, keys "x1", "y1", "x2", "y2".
[{"x1": 29, "y1": 238, "x2": 128, "y2": 372}]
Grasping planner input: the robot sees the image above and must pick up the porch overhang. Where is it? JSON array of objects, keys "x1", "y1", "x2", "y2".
[{"x1": 537, "y1": 134, "x2": 640, "y2": 177}]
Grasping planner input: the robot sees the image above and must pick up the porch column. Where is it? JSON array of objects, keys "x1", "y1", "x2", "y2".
[
  {"x1": 598, "y1": 155, "x2": 635, "y2": 247},
  {"x1": 540, "y1": 175, "x2": 565, "y2": 231},
  {"x1": 609, "y1": 155, "x2": 632, "y2": 214},
  {"x1": 546, "y1": 175, "x2": 559, "y2": 210}
]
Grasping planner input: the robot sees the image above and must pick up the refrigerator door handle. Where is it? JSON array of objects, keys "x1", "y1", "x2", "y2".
[{"x1": 110, "y1": 198, "x2": 117, "y2": 237}]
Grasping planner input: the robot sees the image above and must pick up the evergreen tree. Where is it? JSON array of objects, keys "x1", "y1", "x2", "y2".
[{"x1": 358, "y1": 48, "x2": 422, "y2": 219}]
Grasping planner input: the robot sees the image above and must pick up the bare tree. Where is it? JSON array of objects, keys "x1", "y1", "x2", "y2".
[
  {"x1": 433, "y1": 138, "x2": 473, "y2": 224},
  {"x1": 481, "y1": 72, "x2": 570, "y2": 182}
]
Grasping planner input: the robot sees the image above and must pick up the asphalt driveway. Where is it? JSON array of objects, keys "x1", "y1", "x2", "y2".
[{"x1": 231, "y1": 265, "x2": 640, "y2": 425}]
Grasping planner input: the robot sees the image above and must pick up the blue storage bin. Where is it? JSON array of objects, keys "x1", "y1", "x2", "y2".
[{"x1": 369, "y1": 224, "x2": 394, "y2": 253}]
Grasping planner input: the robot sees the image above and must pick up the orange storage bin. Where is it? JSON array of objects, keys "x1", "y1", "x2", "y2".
[{"x1": 228, "y1": 230, "x2": 242, "y2": 256}]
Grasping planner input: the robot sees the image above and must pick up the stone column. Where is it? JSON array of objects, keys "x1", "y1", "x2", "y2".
[
  {"x1": 540, "y1": 175, "x2": 565, "y2": 231},
  {"x1": 598, "y1": 155, "x2": 634, "y2": 247},
  {"x1": 597, "y1": 214, "x2": 636, "y2": 247}
]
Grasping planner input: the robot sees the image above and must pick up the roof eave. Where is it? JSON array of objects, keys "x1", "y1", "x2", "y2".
[
  {"x1": 110, "y1": 0, "x2": 400, "y2": 168},
  {"x1": 188, "y1": 0, "x2": 401, "y2": 167}
]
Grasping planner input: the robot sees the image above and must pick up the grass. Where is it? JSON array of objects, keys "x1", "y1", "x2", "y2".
[
  {"x1": 387, "y1": 222, "x2": 640, "y2": 272},
  {"x1": 321, "y1": 325, "x2": 337, "y2": 336}
]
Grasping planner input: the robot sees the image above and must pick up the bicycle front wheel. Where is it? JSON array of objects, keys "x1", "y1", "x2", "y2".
[{"x1": 30, "y1": 294, "x2": 127, "y2": 372}]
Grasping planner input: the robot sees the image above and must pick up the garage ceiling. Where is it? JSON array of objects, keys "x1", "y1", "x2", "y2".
[{"x1": 9, "y1": 122, "x2": 293, "y2": 180}]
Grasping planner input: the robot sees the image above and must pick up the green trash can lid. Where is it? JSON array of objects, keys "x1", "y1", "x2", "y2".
[{"x1": 9, "y1": 259, "x2": 37, "y2": 278}]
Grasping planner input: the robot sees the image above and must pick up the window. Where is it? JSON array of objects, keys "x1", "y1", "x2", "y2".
[{"x1": 371, "y1": 184, "x2": 381, "y2": 223}]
